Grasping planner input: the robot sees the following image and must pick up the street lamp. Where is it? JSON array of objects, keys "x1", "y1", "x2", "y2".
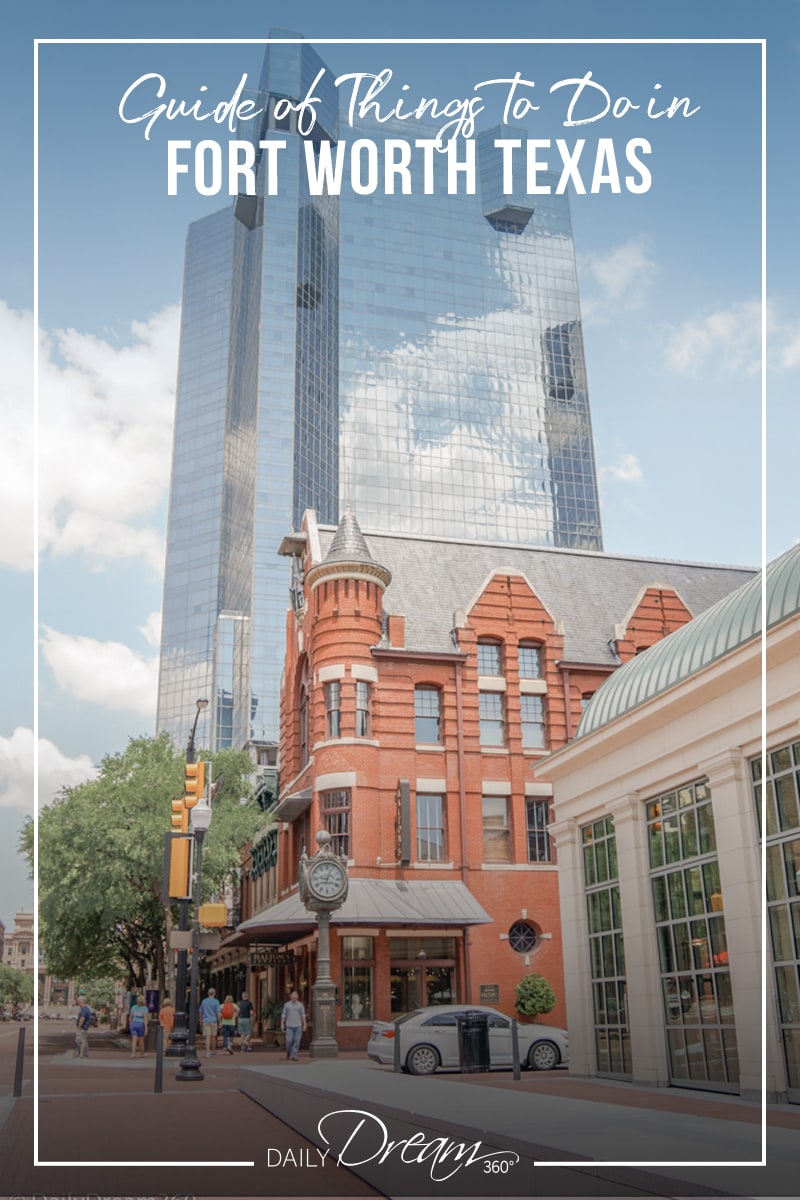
[
  {"x1": 168, "y1": 698, "x2": 209, "y2": 1059},
  {"x1": 176, "y1": 794, "x2": 213, "y2": 1082}
]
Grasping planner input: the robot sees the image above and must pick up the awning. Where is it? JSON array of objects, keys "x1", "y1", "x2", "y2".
[
  {"x1": 236, "y1": 879, "x2": 492, "y2": 940},
  {"x1": 274, "y1": 787, "x2": 312, "y2": 821}
]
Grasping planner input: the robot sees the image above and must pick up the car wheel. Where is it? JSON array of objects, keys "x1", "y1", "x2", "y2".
[
  {"x1": 406, "y1": 1044, "x2": 440, "y2": 1075},
  {"x1": 528, "y1": 1040, "x2": 559, "y2": 1071}
]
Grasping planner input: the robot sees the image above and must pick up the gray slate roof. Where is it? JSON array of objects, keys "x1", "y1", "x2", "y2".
[
  {"x1": 239, "y1": 879, "x2": 492, "y2": 935},
  {"x1": 317, "y1": 524, "x2": 755, "y2": 666}
]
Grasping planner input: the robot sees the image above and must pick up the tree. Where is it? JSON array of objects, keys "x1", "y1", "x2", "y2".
[
  {"x1": 36, "y1": 733, "x2": 263, "y2": 994},
  {"x1": 0, "y1": 964, "x2": 35, "y2": 1013},
  {"x1": 19, "y1": 816, "x2": 33, "y2": 877},
  {"x1": 514, "y1": 973, "x2": 557, "y2": 1021}
]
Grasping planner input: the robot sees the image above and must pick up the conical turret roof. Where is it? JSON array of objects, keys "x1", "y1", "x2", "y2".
[
  {"x1": 307, "y1": 509, "x2": 392, "y2": 589},
  {"x1": 323, "y1": 508, "x2": 376, "y2": 565}
]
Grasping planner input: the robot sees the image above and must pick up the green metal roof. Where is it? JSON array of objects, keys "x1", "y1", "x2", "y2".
[{"x1": 577, "y1": 544, "x2": 800, "y2": 738}]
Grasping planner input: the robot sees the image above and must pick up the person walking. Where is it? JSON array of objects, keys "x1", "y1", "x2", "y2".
[
  {"x1": 280, "y1": 989, "x2": 307, "y2": 1061},
  {"x1": 159, "y1": 995, "x2": 175, "y2": 1045},
  {"x1": 220, "y1": 994, "x2": 238, "y2": 1054},
  {"x1": 75, "y1": 994, "x2": 93, "y2": 1059},
  {"x1": 237, "y1": 992, "x2": 254, "y2": 1052},
  {"x1": 128, "y1": 993, "x2": 149, "y2": 1058},
  {"x1": 199, "y1": 986, "x2": 221, "y2": 1058}
]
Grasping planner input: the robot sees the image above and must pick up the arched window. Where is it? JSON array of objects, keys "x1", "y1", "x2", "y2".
[
  {"x1": 414, "y1": 686, "x2": 441, "y2": 743},
  {"x1": 356, "y1": 681, "x2": 371, "y2": 737},
  {"x1": 297, "y1": 659, "x2": 309, "y2": 767},
  {"x1": 477, "y1": 638, "x2": 504, "y2": 676},
  {"x1": 518, "y1": 640, "x2": 543, "y2": 678}
]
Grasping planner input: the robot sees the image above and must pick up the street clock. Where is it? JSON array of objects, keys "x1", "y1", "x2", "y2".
[
  {"x1": 307, "y1": 857, "x2": 348, "y2": 903},
  {"x1": 299, "y1": 830, "x2": 349, "y2": 913}
]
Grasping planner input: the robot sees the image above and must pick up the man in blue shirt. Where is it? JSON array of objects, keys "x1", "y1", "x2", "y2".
[
  {"x1": 280, "y1": 990, "x2": 307, "y2": 1061},
  {"x1": 199, "y1": 987, "x2": 221, "y2": 1058},
  {"x1": 75, "y1": 994, "x2": 93, "y2": 1059}
]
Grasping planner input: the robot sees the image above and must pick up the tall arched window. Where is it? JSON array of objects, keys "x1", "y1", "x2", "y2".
[
  {"x1": 297, "y1": 659, "x2": 309, "y2": 767},
  {"x1": 414, "y1": 685, "x2": 441, "y2": 743},
  {"x1": 477, "y1": 638, "x2": 504, "y2": 677},
  {"x1": 518, "y1": 640, "x2": 543, "y2": 678}
]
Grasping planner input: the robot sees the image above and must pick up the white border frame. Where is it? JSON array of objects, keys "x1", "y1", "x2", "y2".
[{"x1": 32, "y1": 35, "x2": 767, "y2": 1171}]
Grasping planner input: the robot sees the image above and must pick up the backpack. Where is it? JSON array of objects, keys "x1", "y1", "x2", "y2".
[
  {"x1": 222, "y1": 1001, "x2": 235, "y2": 1019},
  {"x1": 89, "y1": 1011, "x2": 98, "y2": 1027}
]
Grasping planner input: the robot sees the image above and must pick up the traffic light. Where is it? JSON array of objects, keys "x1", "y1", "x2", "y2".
[
  {"x1": 184, "y1": 761, "x2": 206, "y2": 808},
  {"x1": 170, "y1": 796, "x2": 188, "y2": 834},
  {"x1": 168, "y1": 835, "x2": 191, "y2": 898}
]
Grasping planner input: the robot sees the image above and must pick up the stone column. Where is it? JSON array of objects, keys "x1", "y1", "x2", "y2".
[
  {"x1": 607, "y1": 792, "x2": 670, "y2": 1087},
  {"x1": 699, "y1": 750, "x2": 766, "y2": 1099},
  {"x1": 549, "y1": 815, "x2": 595, "y2": 1076}
]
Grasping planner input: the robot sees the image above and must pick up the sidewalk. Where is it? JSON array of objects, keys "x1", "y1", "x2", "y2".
[
  {"x1": 238, "y1": 1053, "x2": 800, "y2": 1198},
  {"x1": 3, "y1": 1025, "x2": 800, "y2": 1198},
  {"x1": 0, "y1": 1026, "x2": 380, "y2": 1196}
]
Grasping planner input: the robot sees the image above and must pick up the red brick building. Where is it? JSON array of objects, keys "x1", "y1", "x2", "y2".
[{"x1": 231, "y1": 510, "x2": 753, "y2": 1048}]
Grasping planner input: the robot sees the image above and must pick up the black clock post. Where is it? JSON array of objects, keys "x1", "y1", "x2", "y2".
[{"x1": 299, "y1": 830, "x2": 349, "y2": 1059}]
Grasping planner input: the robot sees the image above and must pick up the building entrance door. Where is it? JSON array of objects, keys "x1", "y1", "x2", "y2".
[{"x1": 390, "y1": 964, "x2": 454, "y2": 1014}]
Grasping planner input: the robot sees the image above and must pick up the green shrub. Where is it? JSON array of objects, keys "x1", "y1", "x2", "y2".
[{"x1": 514, "y1": 973, "x2": 556, "y2": 1020}]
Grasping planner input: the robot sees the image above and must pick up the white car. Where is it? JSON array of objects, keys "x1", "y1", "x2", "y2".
[{"x1": 366, "y1": 1005, "x2": 568, "y2": 1075}]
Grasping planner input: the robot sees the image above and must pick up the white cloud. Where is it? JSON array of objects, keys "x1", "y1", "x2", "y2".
[
  {"x1": 599, "y1": 454, "x2": 643, "y2": 485},
  {"x1": 0, "y1": 726, "x2": 97, "y2": 811},
  {"x1": 139, "y1": 610, "x2": 162, "y2": 648},
  {"x1": 580, "y1": 236, "x2": 657, "y2": 322},
  {"x1": 0, "y1": 303, "x2": 36, "y2": 571},
  {"x1": 664, "y1": 299, "x2": 762, "y2": 375},
  {"x1": 778, "y1": 328, "x2": 800, "y2": 370},
  {"x1": 40, "y1": 625, "x2": 158, "y2": 717},
  {"x1": 0, "y1": 299, "x2": 180, "y2": 574}
]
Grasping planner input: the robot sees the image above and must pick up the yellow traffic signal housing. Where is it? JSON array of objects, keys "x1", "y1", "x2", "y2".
[
  {"x1": 170, "y1": 797, "x2": 188, "y2": 833},
  {"x1": 168, "y1": 835, "x2": 191, "y2": 898},
  {"x1": 198, "y1": 902, "x2": 228, "y2": 927},
  {"x1": 184, "y1": 761, "x2": 206, "y2": 808}
]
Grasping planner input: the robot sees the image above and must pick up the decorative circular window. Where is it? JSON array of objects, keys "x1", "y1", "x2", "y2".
[{"x1": 508, "y1": 920, "x2": 539, "y2": 954}]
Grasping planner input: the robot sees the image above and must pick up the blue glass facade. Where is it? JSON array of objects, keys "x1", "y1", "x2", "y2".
[{"x1": 157, "y1": 38, "x2": 602, "y2": 750}]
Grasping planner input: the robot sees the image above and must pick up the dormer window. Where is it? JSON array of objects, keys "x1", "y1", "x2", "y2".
[
  {"x1": 518, "y1": 641, "x2": 543, "y2": 678},
  {"x1": 477, "y1": 639, "x2": 503, "y2": 676}
]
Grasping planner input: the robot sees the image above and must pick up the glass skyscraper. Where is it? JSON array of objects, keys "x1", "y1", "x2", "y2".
[{"x1": 156, "y1": 36, "x2": 603, "y2": 752}]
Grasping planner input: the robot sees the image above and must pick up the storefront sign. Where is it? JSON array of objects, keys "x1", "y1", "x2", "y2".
[{"x1": 249, "y1": 945, "x2": 297, "y2": 967}]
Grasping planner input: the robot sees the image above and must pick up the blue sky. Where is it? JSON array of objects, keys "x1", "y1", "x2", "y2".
[{"x1": 0, "y1": 0, "x2": 797, "y2": 930}]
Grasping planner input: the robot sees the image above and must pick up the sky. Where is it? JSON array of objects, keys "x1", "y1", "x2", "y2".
[{"x1": 0, "y1": 0, "x2": 797, "y2": 932}]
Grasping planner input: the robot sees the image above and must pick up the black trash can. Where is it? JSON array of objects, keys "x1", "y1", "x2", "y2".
[{"x1": 456, "y1": 1010, "x2": 490, "y2": 1073}]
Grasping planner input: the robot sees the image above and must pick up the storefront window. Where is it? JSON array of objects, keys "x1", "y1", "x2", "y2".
[
  {"x1": 755, "y1": 740, "x2": 800, "y2": 1100},
  {"x1": 582, "y1": 817, "x2": 630, "y2": 1077},
  {"x1": 342, "y1": 937, "x2": 374, "y2": 1021},
  {"x1": 648, "y1": 778, "x2": 738, "y2": 1090}
]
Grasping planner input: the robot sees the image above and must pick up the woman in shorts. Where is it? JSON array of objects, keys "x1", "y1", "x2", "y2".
[{"x1": 129, "y1": 994, "x2": 148, "y2": 1058}]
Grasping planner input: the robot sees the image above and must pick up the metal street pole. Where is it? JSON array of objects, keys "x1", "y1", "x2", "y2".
[
  {"x1": 310, "y1": 908, "x2": 339, "y2": 1058},
  {"x1": 176, "y1": 800, "x2": 211, "y2": 1082},
  {"x1": 167, "y1": 698, "x2": 208, "y2": 1059}
]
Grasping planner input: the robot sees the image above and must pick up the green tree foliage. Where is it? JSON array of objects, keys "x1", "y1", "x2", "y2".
[
  {"x1": 36, "y1": 733, "x2": 263, "y2": 993},
  {"x1": 514, "y1": 972, "x2": 557, "y2": 1020},
  {"x1": 0, "y1": 964, "x2": 35, "y2": 1012},
  {"x1": 19, "y1": 816, "x2": 33, "y2": 878},
  {"x1": 77, "y1": 977, "x2": 116, "y2": 1015}
]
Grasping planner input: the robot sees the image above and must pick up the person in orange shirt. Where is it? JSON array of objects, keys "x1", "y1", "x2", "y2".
[{"x1": 159, "y1": 995, "x2": 175, "y2": 1043}]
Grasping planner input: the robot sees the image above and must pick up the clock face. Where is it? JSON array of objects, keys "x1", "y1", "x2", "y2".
[{"x1": 309, "y1": 859, "x2": 346, "y2": 899}]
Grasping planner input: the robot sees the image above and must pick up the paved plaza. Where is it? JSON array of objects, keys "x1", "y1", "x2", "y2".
[{"x1": 2, "y1": 1020, "x2": 799, "y2": 1198}]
